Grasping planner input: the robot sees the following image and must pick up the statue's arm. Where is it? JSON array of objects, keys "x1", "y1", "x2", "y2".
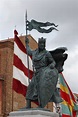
[
  {"x1": 25, "y1": 38, "x2": 32, "y2": 56},
  {"x1": 46, "y1": 51, "x2": 56, "y2": 69}
]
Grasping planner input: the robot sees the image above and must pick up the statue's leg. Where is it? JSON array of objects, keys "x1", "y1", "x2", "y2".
[{"x1": 26, "y1": 99, "x2": 31, "y2": 108}]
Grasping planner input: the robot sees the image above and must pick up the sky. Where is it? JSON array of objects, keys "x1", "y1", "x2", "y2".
[{"x1": 0, "y1": 0, "x2": 78, "y2": 93}]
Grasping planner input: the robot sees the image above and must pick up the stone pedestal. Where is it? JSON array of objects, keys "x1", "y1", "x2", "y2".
[{"x1": 8, "y1": 109, "x2": 59, "y2": 117}]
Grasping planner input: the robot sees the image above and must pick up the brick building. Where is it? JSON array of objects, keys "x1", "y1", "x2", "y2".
[{"x1": 0, "y1": 35, "x2": 53, "y2": 117}]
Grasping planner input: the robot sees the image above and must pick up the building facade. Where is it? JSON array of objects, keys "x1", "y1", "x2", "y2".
[{"x1": 0, "y1": 35, "x2": 53, "y2": 117}]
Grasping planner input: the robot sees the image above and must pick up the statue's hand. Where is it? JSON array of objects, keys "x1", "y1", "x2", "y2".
[
  {"x1": 25, "y1": 38, "x2": 29, "y2": 44},
  {"x1": 49, "y1": 63, "x2": 55, "y2": 69}
]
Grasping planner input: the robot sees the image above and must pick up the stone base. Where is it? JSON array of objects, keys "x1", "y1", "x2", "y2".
[{"x1": 8, "y1": 109, "x2": 59, "y2": 117}]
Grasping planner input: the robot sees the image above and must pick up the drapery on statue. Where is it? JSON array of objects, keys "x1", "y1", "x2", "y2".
[{"x1": 25, "y1": 37, "x2": 68, "y2": 109}]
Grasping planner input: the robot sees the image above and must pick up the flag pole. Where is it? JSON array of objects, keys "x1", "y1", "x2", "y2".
[{"x1": 25, "y1": 10, "x2": 30, "y2": 84}]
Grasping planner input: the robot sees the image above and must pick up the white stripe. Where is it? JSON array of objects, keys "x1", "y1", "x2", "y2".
[
  {"x1": 13, "y1": 66, "x2": 29, "y2": 86},
  {"x1": 14, "y1": 42, "x2": 33, "y2": 71}
]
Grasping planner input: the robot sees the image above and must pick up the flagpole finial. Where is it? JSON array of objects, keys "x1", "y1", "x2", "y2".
[
  {"x1": 25, "y1": 10, "x2": 27, "y2": 36},
  {"x1": 14, "y1": 25, "x2": 16, "y2": 29},
  {"x1": 25, "y1": 10, "x2": 27, "y2": 18}
]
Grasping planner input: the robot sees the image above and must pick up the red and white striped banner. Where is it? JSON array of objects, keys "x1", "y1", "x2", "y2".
[{"x1": 13, "y1": 30, "x2": 33, "y2": 96}]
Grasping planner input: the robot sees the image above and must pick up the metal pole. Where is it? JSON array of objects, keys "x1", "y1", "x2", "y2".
[{"x1": 25, "y1": 10, "x2": 30, "y2": 84}]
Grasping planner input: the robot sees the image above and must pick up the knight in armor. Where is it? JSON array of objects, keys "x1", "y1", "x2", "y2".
[{"x1": 25, "y1": 37, "x2": 64, "y2": 108}]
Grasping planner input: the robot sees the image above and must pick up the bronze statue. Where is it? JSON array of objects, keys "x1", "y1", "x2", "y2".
[{"x1": 25, "y1": 37, "x2": 67, "y2": 109}]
